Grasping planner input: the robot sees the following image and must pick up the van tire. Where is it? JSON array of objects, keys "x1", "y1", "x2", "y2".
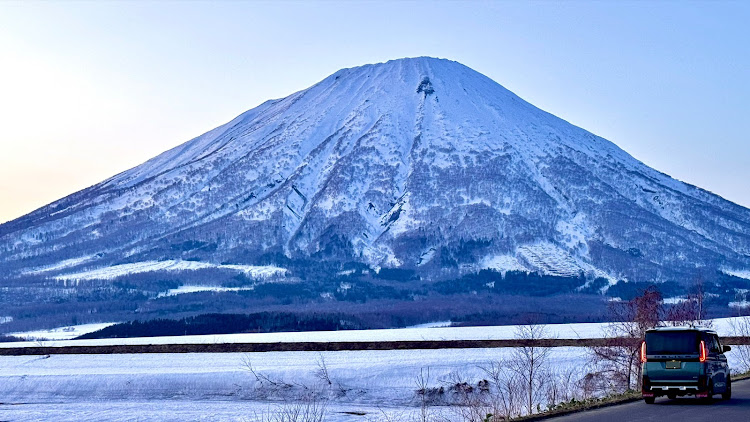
[
  {"x1": 703, "y1": 383, "x2": 714, "y2": 403},
  {"x1": 644, "y1": 397, "x2": 655, "y2": 404},
  {"x1": 722, "y1": 377, "x2": 732, "y2": 400}
]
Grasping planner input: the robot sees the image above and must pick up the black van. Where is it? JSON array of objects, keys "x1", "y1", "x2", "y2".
[{"x1": 641, "y1": 327, "x2": 731, "y2": 403}]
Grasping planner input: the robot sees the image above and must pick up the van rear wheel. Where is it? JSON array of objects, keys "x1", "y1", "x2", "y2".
[
  {"x1": 644, "y1": 397, "x2": 655, "y2": 404},
  {"x1": 722, "y1": 377, "x2": 732, "y2": 400},
  {"x1": 703, "y1": 383, "x2": 714, "y2": 403}
]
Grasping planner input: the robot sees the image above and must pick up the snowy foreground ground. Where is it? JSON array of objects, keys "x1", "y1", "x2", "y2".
[
  {"x1": 1, "y1": 318, "x2": 747, "y2": 421},
  {"x1": 0, "y1": 347, "x2": 580, "y2": 421},
  {"x1": 2, "y1": 347, "x2": 600, "y2": 422}
]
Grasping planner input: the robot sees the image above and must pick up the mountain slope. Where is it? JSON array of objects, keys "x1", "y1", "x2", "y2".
[{"x1": 2, "y1": 57, "x2": 750, "y2": 290}]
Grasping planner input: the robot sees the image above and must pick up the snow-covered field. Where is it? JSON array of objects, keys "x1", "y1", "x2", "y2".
[
  {"x1": 0, "y1": 320, "x2": 605, "y2": 349},
  {"x1": 8, "y1": 322, "x2": 117, "y2": 341},
  {"x1": 0, "y1": 401, "x2": 413, "y2": 422},
  {"x1": 0, "y1": 347, "x2": 585, "y2": 421},
  {"x1": 2, "y1": 317, "x2": 745, "y2": 349},
  {"x1": 2, "y1": 318, "x2": 749, "y2": 421},
  {"x1": 1, "y1": 342, "x2": 746, "y2": 421}
]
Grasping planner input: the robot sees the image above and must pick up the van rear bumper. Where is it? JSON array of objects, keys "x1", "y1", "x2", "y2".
[
  {"x1": 642, "y1": 383, "x2": 706, "y2": 397},
  {"x1": 650, "y1": 385, "x2": 700, "y2": 392}
]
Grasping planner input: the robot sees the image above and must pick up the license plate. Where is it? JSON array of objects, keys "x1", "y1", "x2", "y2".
[{"x1": 666, "y1": 361, "x2": 681, "y2": 369}]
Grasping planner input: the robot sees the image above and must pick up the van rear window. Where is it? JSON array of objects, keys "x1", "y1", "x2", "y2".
[{"x1": 645, "y1": 331, "x2": 699, "y2": 354}]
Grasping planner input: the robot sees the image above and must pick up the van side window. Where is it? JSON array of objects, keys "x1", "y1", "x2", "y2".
[
  {"x1": 702, "y1": 333, "x2": 718, "y2": 353},
  {"x1": 713, "y1": 335, "x2": 723, "y2": 353},
  {"x1": 709, "y1": 335, "x2": 720, "y2": 353}
]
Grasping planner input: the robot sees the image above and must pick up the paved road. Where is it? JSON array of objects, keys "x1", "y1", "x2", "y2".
[{"x1": 547, "y1": 379, "x2": 750, "y2": 421}]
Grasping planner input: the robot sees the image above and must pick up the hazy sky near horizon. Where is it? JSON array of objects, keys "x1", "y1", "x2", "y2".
[{"x1": 0, "y1": 1, "x2": 748, "y2": 223}]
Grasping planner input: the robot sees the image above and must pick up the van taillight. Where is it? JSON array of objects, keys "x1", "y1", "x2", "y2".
[
  {"x1": 699, "y1": 340, "x2": 707, "y2": 362},
  {"x1": 640, "y1": 341, "x2": 647, "y2": 363}
]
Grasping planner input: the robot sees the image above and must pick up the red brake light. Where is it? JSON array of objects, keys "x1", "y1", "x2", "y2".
[
  {"x1": 640, "y1": 341, "x2": 647, "y2": 363},
  {"x1": 699, "y1": 340, "x2": 707, "y2": 362}
]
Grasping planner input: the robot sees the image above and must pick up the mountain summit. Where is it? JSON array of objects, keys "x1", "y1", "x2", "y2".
[{"x1": 2, "y1": 57, "x2": 750, "y2": 300}]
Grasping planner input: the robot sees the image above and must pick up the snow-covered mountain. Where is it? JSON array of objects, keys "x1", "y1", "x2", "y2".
[{"x1": 2, "y1": 57, "x2": 750, "y2": 288}]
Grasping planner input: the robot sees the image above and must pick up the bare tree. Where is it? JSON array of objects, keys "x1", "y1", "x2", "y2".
[
  {"x1": 590, "y1": 286, "x2": 662, "y2": 392},
  {"x1": 414, "y1": 367, "x2": 435, "y2": 422},
  {"x1": 666, "y1": 276, "x2": 712, "y2": 328},
  {"x1": 729, "y1": 313, "x2": 750, "y2": 374},
  {"x1": 314, "y1": 354, "x2": 332, "y2": 387},
  {"x1": 508, "y1": 322, "x2": 552, "y2": 415}
]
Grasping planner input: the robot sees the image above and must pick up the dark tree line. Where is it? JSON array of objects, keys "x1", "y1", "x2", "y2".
[{"x1": 77, "y1": 312, "x2": 368, "y2": 339}]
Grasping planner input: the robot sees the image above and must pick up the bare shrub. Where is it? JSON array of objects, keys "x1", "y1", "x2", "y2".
[
  {"x1": 479, "y1": 360, "x2": 525, "y2": 420},
  {"x1": 373, "y1": 406, "x2": 409, "y2": 422},
  {"x1": 441, "y1": 371, "x2": 491, "y2": 422},
  {"x1": 241, "y1": 355, "x2": 329, "y2": 422},
  {"x1": 544, "y1": 366, "x2": 584, "y2": 409},
  {"x1": 241, "y1": 354, "x2": 335, "y2": 404},
  {"x1": 578, "y1": 371, "x2": 610, "y2": 399},
  {"x1": 241, "y1": 354, "x2": 294, "y2": 398},
  {"x1": 313, "y1": 353, "x2": 349, "y2": 398},
  {"x1": 253, "y1": 392, "x2": 328, "y2": 422}
]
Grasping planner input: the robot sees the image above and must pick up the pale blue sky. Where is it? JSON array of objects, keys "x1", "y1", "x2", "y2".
[{"x1": 0, "y1": 1, "x2": 748, "y2": 223}]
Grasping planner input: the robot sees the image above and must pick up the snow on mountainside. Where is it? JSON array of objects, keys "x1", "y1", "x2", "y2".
[
  {"x1": 2, "y1": 57, "x2": 750, "y2": 287},
  {"x1": 49, "y1": 261, "x2": 286, "y2": 282}
]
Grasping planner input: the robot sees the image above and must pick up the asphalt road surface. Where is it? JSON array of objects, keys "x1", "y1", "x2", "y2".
[{"x1": 547, "y1": 379, "x2": 750, "y2": 421}]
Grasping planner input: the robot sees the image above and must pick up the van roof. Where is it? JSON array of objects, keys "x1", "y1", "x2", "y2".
[{"x1": 646, "y1": 326, "x2": 717, "y2": 334}]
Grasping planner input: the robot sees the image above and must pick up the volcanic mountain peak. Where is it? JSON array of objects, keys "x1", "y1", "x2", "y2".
[
  {"x1": 2, "y1": 57, "x2": 750, "y2": 292},
  {"x1": 110, "y1": 57, "x2": 624, "y2": 187}
]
